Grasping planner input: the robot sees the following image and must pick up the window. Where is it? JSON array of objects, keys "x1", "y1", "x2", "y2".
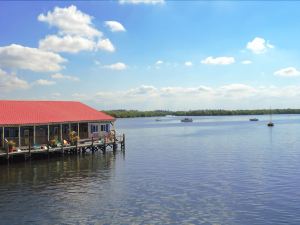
[
  {"x1": 100, "y1": 125, "x2": 106, "y2": 131},
  {"x1": 91, "y1": 125, "x2": 98, "y2": 133},
  {"x1": 5, "y1": 127, "x2": 19, "y2": 137}
]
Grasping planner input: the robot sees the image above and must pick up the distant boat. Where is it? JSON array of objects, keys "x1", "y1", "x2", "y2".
[
  {"x1": 267, "y1": 122, "x2": 274, "y2": 127},
  {"x1": 249, "y1": 118, "x2": 259, "y2": 121},
  {"x1": 155, "y1": 118, "x2": 162, "y2": 121},
  {"x1": 165, "y1": 115, "x2": 175, "y2": 117},
  {"x1": 181, "y1": 118, "x2": 193, "y2": 122}
]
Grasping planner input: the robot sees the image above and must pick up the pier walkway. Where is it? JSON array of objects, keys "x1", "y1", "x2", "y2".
[{"x1": 0, "y1": 134, "x2": 125, "y2": 162}]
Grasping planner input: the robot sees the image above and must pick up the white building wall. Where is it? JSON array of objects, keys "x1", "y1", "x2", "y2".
[{"x1": 88, "y1": 122, "x2": 110, "y2": 139}]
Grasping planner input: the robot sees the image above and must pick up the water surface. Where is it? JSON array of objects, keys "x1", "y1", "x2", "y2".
[{"x1": 1, "y1": 115, "x2": 300, "y2": 224}]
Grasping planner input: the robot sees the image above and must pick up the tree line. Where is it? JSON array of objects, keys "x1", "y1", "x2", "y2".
[{"x1": 104, "y1": 109, "x2": 300, "y2": 118}]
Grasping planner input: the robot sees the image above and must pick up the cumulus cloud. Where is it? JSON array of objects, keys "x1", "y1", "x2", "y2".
[
  {"x1": 105, "y1": 21, "x2": 126, "y2": 32},
  {"x1": 241, "y1": 60, "x2": 252, "y2": 65},
  {"x1": 155, "y1": 60, "x2": 163, "y2": 65},
  {"x1": 201, "y1": 56, "x2": 235, "y2": 65},
  {"x1": 38, "y1": 5, "x2": 101, "y2": 39},
  {"x1": 90, "y1": 84, "x2": 300, "y2": 109},
  {"x1": 51, "y1": 73, "x2": 79, "y2": 81},
  {"x1": 274, "y1": 67, "x2": 300, "y2": 77},
  {"x1": 126, "y1": 85, "x2": 158, "y2": 96},
  {"x1": 220, "y1": 83, "x2": 257, "y2": 98},
  {"x1": 35, "y1": 79, "x2": 56, "y2": 86},
  {"x1": 97, "y1": 38, "x2": 115, "y2": 52},
  {"x1": 246, "y1": 37, "x2": 274, "y2": 54},
  {"x1": 103, "y1": 62, "x2": 127, "y2": 70},
  {"x1": 0, "y1": 69, "x2": 30, "y2": 92},
  {"x1": 184, "y1": 61, "x2": 193, "y2": 67},
  {"x1": 0, "y1": 44, "x2": 66, "y2": 72},
  {"x1": 38, "y1": 6, "x2": 118, "y2": 54},
  {"x1": 119, "y1": 0, "x2": 164, "y2": 4},
  {"x1": 39, "y1": 35, "x2": 95, "y2": 53}
]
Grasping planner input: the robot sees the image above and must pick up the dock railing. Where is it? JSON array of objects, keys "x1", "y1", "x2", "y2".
[{"x1": 0, "y1": 131, "x2": 125, "y2": 156}]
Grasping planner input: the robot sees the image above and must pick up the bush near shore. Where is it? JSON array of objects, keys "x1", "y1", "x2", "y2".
[{"x1": 104, "y1": 109, "x2": 300, "y2": 118}]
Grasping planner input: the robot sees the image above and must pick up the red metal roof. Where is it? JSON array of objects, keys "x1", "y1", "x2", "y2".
[{"x1": 0, "y1": 100, "x2": 115, "y2": 125}]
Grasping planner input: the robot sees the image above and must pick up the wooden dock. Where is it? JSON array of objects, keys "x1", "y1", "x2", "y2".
[{"x1": 0, "y1": 134, "x2": 125, "y2": 162}]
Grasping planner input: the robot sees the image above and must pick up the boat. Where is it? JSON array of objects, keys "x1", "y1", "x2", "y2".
[
  {"x1": 181, "y1": 118, "x2": 193, "y2": 122},
  {"x1": 267, "y1": 122, "x2": 274, "y2": 127},
  {"x1": 165, "y1": 115, "x2": 175, "y2": 117},
  {"x1": 155, "y1": 118, "x2": 162, "y2": 121},
  {"x1": 249, "y1": 118, "x2": 259, "y2": 121}
]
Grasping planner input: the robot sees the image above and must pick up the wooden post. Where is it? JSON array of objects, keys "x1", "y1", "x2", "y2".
[
  {"x1": 77, "y1": 123, "x2": 80, "y2": 140},
  {"x1": 6, "y1": 139, "x2": 9, "y2": 160},
  {"x1": 28, "y1": 137, "x2": 31, "y2": 158},
  {"x1": 47, "y1": 124, "x2": 50, "y2": 142},
  {"x1": 113, "y1": 132, "x2": 117, "y2": 152},
  {"x1": 103, "y1": 135, "x2": 106, "y2": 154},
  {"x1": 2, "y1": 127, "x2": 4, "y2": 148},
  {"x1": 122, "y1": 134, "x2": 125, "y2": 151},
  {"x1": 18, "y1": 126, "x2": 21, "y2": 147},
  {"x1": 91, "y1": 136, "x2": 94, "y2": 152},
  {"x1": 60, "y1": 124, "x2": 63, "y2": 142},
  {"x1": 33, "y1": 125, "x2": 36, "y2": 146}
]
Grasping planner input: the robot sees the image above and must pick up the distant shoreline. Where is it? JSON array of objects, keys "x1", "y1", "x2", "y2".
[{"x1": 104, "y1": 109, "x2": 300, "y2": 118}]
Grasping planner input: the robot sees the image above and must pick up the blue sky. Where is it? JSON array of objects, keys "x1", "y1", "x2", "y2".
[{"x1": 1, "y1": 0, "x2": 300, "y2": 110}]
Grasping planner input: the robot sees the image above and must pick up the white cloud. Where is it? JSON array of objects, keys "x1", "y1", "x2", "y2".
[
  {"x1": 155, "y1": 60, "x2": 163, "y2": 65},
  {"x1": 97, "y1": 38, "x2": 115, "y2": 52},
  {"x1": 220, "y1": 83, "x2": 257, "y2": 98},
  {"x1": 105, "y1": 21, "x2": 126, "y2": 32},
  {"x1": 241, "y1": 60, "x2": 252, "y2": 65},
  {"x1": 184, "y1": 61, "x2": 193, "y2": 67},
  {"x1": 38, "y1": 5, "x2": 101, "y2": 39},
  {"x1": 72, "y1": 93, "x2": 87, "y2": 100},
  {"x1": 35, "y1": 79, "x2": 56, "y2": 86},
  {"x1": 91, "y1": 84, "x2": 300, "y2": 110},
  {"x1": 38, "y1": 6, "x2": 117, "y2": 54},
  {"x1": 0, "y1": 69, "x2": 30, "y2": 92},
  {"x1": 119, "y1": 0, "x2": 164, "y2": 4},
  {"x1": 126, "y1": 85, "x2": 158, "y2": 96},
  {"x1": 274, "y1": 67, "x2": 300, "y2": 77},
  {"x1": 103, "y1": 62, "x2": 127, "y2": 70},
  {"x1": 0, "y1": 44, "x2": 66, "y2": 72},
  {"x1": 51, "y1": 73, "x2": 79, "y2": 81},
  {"x1": 201, "y1": 56, "x2": 235, "y2": 65},
  {"x1": 39, "y1": 35, "x2": 95, "y2": 53},
  {"x1": 246, "y1": 37, "x2": 274, "y2": 54}
]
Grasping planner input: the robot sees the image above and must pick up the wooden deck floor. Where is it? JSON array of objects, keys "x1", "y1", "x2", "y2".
[{"x1": 0, "y1": 135, "x2": 125, "y2": 161}]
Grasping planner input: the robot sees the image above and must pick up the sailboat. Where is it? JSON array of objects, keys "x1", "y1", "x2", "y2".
[{"x1": 267, "y1": 108, "x2": 274, "y2": 127}]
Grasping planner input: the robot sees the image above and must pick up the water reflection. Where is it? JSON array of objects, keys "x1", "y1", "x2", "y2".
[{"x1": 0, "y1": 152, "x2": 119, "y2": 185}]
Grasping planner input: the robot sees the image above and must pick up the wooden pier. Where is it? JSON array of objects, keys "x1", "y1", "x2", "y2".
[{"x1": 0, "y1": 134, "x2": 125, "y2": 163}]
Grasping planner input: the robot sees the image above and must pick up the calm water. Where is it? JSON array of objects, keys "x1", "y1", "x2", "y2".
[{"x1": 1, "y1": 115, "x2": 300, "y2": 225}]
